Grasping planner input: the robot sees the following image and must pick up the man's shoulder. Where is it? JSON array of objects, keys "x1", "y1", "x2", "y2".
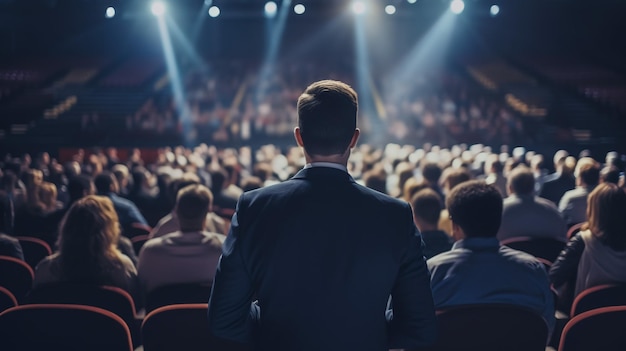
[
  {"x1": 110, "y1": 194, "x2": 138, "y2": 209},
  {"x1": 499, "y1": 246, "x2": 544, "y2": 268}
]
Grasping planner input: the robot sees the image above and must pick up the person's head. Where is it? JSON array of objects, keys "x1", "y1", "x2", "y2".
[
  {"x1": 441, "y1": 168, "x2": 472, "y2": 195},
  {"x1": 586, "y1": 183, "x2": 626, "y2": 251},
  {"x1": 575, "y1": 157, "x2": 600, "y2": 187},
  {"x1": 39, "y1": 182, "x2": 58, "y2": 211},
  {"x1": 241, "y1": 176, "x2": 263, "y2": 192},
  {"x1": 422, "y1": 162, "x2": 442, "y2": 186},
  {"x1": 57, "y1": 195, "x2": 122, "y2": 282},
  {"x1": 209, "y1": 168, "x2": 228, "y2": 193},
  {"x1": 169, "y1": 172, "x2": 202, "y2": 208},
  {"x1": 410, "y1": 188, "x2": 443, "y2": 232},
  {"x1": 600, "y1": 165, "x2": 620, "y2": 185},
  {"x1": 446, "y1": 180, "x2": 503, "y2": 238},
  {"x1": 553, "y1": 150, "x2": 569, "y2": 170},
  {"x1": 94, "y1": 172, "x2": 119, "y2": 195},
  {"x1": 295, "y1": 80, "x2": 359, "y2": 158},
  {"x1": 507, "y1": 166, "x2": 535, "y2": 196},
  {"x1": 68, "y1": 175, "x2": 95, "y2": 203},
  {"x1": 111, "y1": 164, "x2": 130, "y2": 192},
  {"x1": 175, "y1": 185, "x2": 213, "y2": 232}
]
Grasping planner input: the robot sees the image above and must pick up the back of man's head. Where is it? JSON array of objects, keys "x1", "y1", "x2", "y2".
[
  {"x1": 297, "y1": 80, "x2": 357, "y2": 156},
  {"x1": 600, "y1": 165, "x2": 620, "y2": 185},
  {"x1": 422, "y1": 162, "x2": 442, "y2": 185},
  {"x1": 507, "y1": 166, "x2": 535, "y2": 196},
  {"x1": 175, "y1": 184, "x2": 213, "y2": 232},
  {"x1": 411, "y1": 189, "x2": 443, "y2": 227},
  {"x1": 94, "y1": 172, "x2": 118, "y2": 195},
  {"x1": 446, "y1": 180, "x2": 503, "y2": 238},
  {"x1": 68, "y1": 175, "x2": 94, "y2": 203},
  {"x1": 576, "y1": 157, "x2": 600, "y2": 187}
]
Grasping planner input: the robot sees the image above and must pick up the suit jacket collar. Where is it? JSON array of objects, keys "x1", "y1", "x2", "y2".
[{"x1": 292, "y1": 166, "x2": 356, "y2": 184}]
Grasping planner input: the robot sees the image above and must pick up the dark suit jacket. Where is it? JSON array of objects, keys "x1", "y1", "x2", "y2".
[
  {"x1": 208, "y1": 166, "x2": 436, "y2": 351},
  {"x1": 539, "y1": 172, "x2": 575, "y2": 205}
]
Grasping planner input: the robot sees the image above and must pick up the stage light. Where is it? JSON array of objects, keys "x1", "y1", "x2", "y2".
[
  {"x1": 208, "y1": 5, "x2": 220, "y2": 17},
  {"x1": 265, "y1": 1, "x2": 278, "y2": 17},
  {"x1": 151, "y1": 1, "x2": 166, "y2": 16},
  {"x1": 204, "y1": 0, "x2": 212, "y2": 5},
  {"x1": 407, "y1": 0, "x2": 417, "y2": 4},
  {"x1": 490, "y1": 5, "x2": 500, "y2": 16},
  {"x1": 450, "y1": 0, "x2": 464, "y2": 14},
  {"x1": 105, "y1": 6, "x2": 115, "y2": 18},
  {"x1": 351, "y1": 1, "x2": 366, "y2": 15},
  {"x1": 294, "y1": 4, "x2": 305, "y2": 15},
  {"x1": 385, "y1": 5, "x2": 396, "y2": 15}
]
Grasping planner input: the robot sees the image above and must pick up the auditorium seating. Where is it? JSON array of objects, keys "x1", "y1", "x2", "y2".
[
  {"x1": 570, "y1": 284, "x2": 626, "y2": 317},
  {"x1": 142, "y1": 303, "x2": 212, "y2": 351},
  {"x1": 145, "y1": 283, "x2": 212, "y2": 313},
  {"x1": 0, "y1": 304, "x2": 133, "y2": 351},
  {"x1": 0, "y1": 286, "x2": 18, "y2": 314},
  {"x1": 559, "y1": 306, "x2": 626, "y2": 351},
  {"x1": 15, "y1": 236, "x2": 52, "y2": 270},
  {"x1": 500, "y1": 236, "x2": 566, "y2": 263},
  {"x1": 0, "y1": 255, "x2": 34, "y2": 303},
  {"x1": 131, "y1": 234, "x2": 150, "y2": 256}
]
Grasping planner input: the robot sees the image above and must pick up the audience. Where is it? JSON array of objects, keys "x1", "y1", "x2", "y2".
[
  {"x1": 33, "y1": 196, "x2": 139, "y2": 300},
  {"x1": 0, "y1": 232, "x2": 24, "y2": 260},
  {"x1": 410, "y1": 189, "x2": 453, "y2": 259},
  {"x1": 138, "y1": 184, "x2": 225, "y2": 292},
  {"x1": 559, "y1": 157, "x2": 600, "y2": 226},
  {"x1": 94, "y1": 172, "x2": 148, "y2": 233},
  {"x1": 540, "y1": 150, "x2": 575, "y2": 205},
  {"x1": 497, "y1": 166, "x2": 567, "y2": 242},
  {"x1": 550, "y1": 183, "x2": 626, "y2": 311},
  {"x1": 427, "y1": 181, "x2": 555, "y2": 333}
]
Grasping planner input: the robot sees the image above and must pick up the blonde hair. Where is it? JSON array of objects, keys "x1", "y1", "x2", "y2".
[
  {"x1": 39, "y1": 182, "x2": 58, "y2": 212},
  {"x1": 57, "y1": 195, "x2": 124, "y2": 283},
  {"x1": 586, "y1": 183, "x2": 626, "y2": 251}
]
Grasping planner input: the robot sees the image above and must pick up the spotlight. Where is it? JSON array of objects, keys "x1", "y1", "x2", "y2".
[
  {"x1": 208, "y1": 5, "x2": 220, "y2": 17},
  {"x1": 151, "y1": 1, "x2": 166, "y2": 16},
  {"x1": 351, "y1": 1, "x2": 366, "y2": 15},
  {"x1": 204, "y1": 0, "x2": 212, "y2": 5},
  {"x1": 385, "y1": 5, "x2": 396, "y2": 15},
  {"x1": 450, "y1": 0, "x2": 464, "y2": 14},
  {"x1": 407, "y1": 0, "x2": 417, "y2": 4},
  {"x1": 490, "y1": 4, "x2": 500, "y2": 16},
  {"x1": 265, "y1": 1, "x2": 278, "y2": 17},
  {"x1": 294, "y1": 4, "x2": 305, "y2": 15},
  {"x1": 105, "y1": 6, "x2": 115, "y2": 18}
]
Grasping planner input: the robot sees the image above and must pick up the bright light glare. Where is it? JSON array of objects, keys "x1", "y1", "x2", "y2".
[
  {"x1": 294, "y1": 4, "x2": 305, "y2": 15},
  {"x1": 105, "y1": 6, "x2": 116, "y2": 18},
  {"x1": 265, "y1": 1, "x2": 278, "y2": 17},
  {"x1": 385, "y1": 5, "x2": 396, "y2": 15},
  {"x1": 151, "y1": 1, "x2": 166, "y2": 16},
  {"x1": 490, "y1": 5, "x2": 500, "y2": 16},
  {"x1": 208, "y1": 5, "x2": 220, "y2": 17},
  {"x1": 351, "y1": 1, "x2": 366, "y2": 15},
  {"x1": 407, "y1": 0, "x2": 417, "y2": 4},
  {"x1": 450, "y1": 0, "x2": 465, "y2": 14}
]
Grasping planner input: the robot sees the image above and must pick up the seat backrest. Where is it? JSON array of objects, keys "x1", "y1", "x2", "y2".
[
  {"x1": 0, "y1": 286, "x2": 18, "y2": 313},
  {"x1": 0, "y1": 303, "x2": 133, "y2": 351},
  {"x1": 570, "y1": 284, "x2": 626, "y2": 317},
  {"x1": 0, "y1": 255, "x2": 34, "y2": 302},
  {"x1": 125, "y1": 222, "x2": 152, "y2": 239},
  {"x1": 16, "y1": 236, "x2": 52, "y2": 270},
  {"x1": 145, "y1": 283, "x2": 212, "y2": 313},
  {"x1": 418, "y1": 304, "x2": 548, "y2": 351},
  {"x1": 559, "y1": 306, "x2": 626, "y2": 351},
  {"x1": 566, "y1": 222, "x2": 584, "y2": 239},
  {"x1": 501, "y1": 237, "x2": 566, "y2": 263},
  {"x1": 142, "y1": 303, "x2": 212, "y2": 351}
]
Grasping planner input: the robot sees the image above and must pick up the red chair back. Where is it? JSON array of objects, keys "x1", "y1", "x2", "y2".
[
  {"x1": 145, "y1": 283, "x2": 212, "y2": 313},
  {"x1": 559, "y1": 306, "x2": 626, "y2": 351},
  {"x1": 131, "y1": 234, "x2": 150, "y2": 255},
  {"x1": 570, "y1": 284, "x2": 626, "y2": 317},
  {"x1": 142, "y1": 303, "x2": 212, "y2": 351},
  {"x1": 16, "y1": 236, "x2": 52, "y2": 269},
  {"x1": 567, "y1": 222, "x2": 584, "y2": 239},
  {"x1": 0, "y1": 255, "x2": 34, "y2": 302},
  {"x1": 0, "y1": 286, "x2": 18, "y2": 313},
  {"x1": 0, "y1": 304, "x2": 133, "y2": 351},
  {"x1": 501, "y1": 236, "x2": 566, "y2": 263}
]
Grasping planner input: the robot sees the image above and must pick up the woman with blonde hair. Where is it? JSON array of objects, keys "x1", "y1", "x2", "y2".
[
  {"x1": 550, "y1": 183, "x2": 626, "y2": 310},
  {"x1": 33, "y1": 195, "x2": 138, "y2": 298}
]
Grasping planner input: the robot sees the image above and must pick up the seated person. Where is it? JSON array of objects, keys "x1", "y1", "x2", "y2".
[
  {"x1": 427, "y1": 181, "x2": 555, "y2": 333},
  {"x1": 33, "y1": 196, "x2": 139, "y2": 300},
  {"x1": 550, "y1": 183, "x2": 626, "y2": 311},
  {"x1": 0, "y1": 232, "x2": 23, "y2": 260},
  {"x1": 138, "y1": 184, "x2": 225, "y2": 293},
  {"x1": 410, "y1": 189, "x2": 452, "y2": 259}
]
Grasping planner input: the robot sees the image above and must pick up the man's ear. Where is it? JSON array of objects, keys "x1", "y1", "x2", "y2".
[
  {"x1": 349, "y1": 128, "x2": 360, "y2": 149},
  {"x1": 294, "y1": 127, "x2": 305, "y2": 148},
  {"x1": 451, "y1": 222, "x2": 465, "y2": 241}
]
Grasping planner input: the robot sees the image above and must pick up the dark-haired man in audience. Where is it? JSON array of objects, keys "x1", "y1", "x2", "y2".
[
  {"x1": 427, "y1": 181, "x2": 554, "y2": 333},
  {"x1": 94, "y1": 172, "x2": 148, "y2": 232},
  {"x1": 540, "y1": 150, "x2": 575, "y2": 205},
  {"x1": 138, "y1": 184, "x2": 225, "y2": 292},
  {"x1": 208, "y1": 80, "x2": 436, "y2": 351},
  {"x1": 559, "y1": 157, "x2": 600, "y2": 226},
  {"x1": 497, "y1": 166, "x2": 567, "y2": 242},
  {"x1": 410, "y1": 189, "x2": 452, "y2": 259}
]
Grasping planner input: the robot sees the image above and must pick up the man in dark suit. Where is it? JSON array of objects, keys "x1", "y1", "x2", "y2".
[
  {"x1": 539, "y1": 150, "x2": 575, "y2": 205},
  {"x1": 208, "y1": 80, "x2": 436, "y2": 351}
]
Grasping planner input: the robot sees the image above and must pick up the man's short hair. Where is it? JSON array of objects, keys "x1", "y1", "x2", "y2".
[
  {"x1": 411, "y1": 189, "x2": 443, "y2": 225},
  {"x1": 297, "y1": 80, "x2": 357, "y2": 156},
  {"x1": 175, "y1": 184, "x2": 213, "y2": 224},
  {"x1": 508, "y1": 166, "x2": 535, "y2": 195},
  {"x1": 421, "y1": 163, "x2": 442, "y2": 185},
  {"x1": 446, "y1": 180, "x2": 503, "y2": 238},
  {"x1": 576, "y1": 157, "x2": 600, "y2": 186},
  {"x1": 94, "y1": 172, "x2": 117, "y2": 195}
]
